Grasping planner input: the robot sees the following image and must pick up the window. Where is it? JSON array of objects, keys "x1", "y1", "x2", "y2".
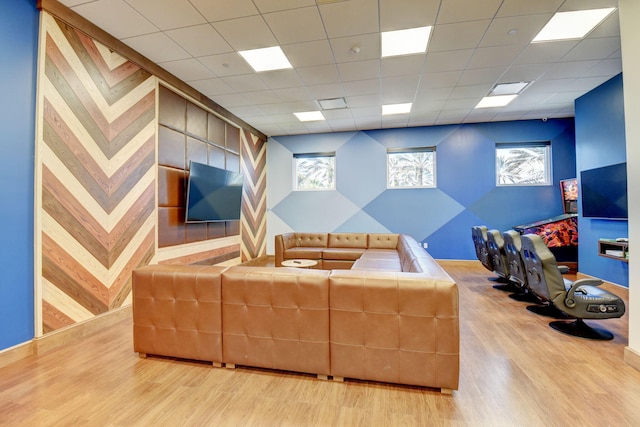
[
  {"x1": 387, "y1": 147, "x2": 436, "y2": 188},
  {"x1": 496, "y1": 142, "x2": 551, "y2": 186},
  {"x1": 294, "y1": 152, "x2": 336, "y2": 191}
]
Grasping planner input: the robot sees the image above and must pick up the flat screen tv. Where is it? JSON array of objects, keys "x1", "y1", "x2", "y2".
[
  {"x1": 580, "y1": 162, "x2": 628, "y2": 219},
  {"x1": 185, "y1": 161, "x2": 243, "y2": 222}
]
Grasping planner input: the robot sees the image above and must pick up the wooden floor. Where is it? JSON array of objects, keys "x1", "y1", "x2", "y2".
[{"x1": 1, "y1": 260, "x2": 639, "y2": 426}]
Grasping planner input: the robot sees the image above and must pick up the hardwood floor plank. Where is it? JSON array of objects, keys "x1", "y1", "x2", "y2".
[{"x1": 1, "y1": 260, "x2": 639, "y2": 426}]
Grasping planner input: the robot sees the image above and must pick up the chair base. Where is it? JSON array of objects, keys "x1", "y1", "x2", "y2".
[
  {"x1": 549, "y1": 319, "x2": 614, "y2": 341},
  {"x1": 490, "y1": 277, "x2": 520, "y2": 293},
  {"x1": 526, "y1": 304, "x2": 573, "y2": 319},
  {"x1": 509, "y1": 291, "x2": 541, "y2": 304}
]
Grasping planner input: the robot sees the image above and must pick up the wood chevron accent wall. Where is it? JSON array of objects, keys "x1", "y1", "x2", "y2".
[
  {"x1": 36, "y1": 13, "x2": 156, "y2": 334},
  {"x1": 240, "y1": 130, "x2": 267, "y2": 261}
]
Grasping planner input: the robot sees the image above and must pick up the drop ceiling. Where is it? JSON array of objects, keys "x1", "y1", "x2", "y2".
[{"x1": 58, "y1": 0, "x2": 622, "y2": 136}]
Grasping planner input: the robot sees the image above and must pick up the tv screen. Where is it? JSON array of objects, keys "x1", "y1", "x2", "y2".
[
  {"x1": 580, "y1": 162, "x2": 628, "y2": 219},
  {"x1": 185, "y1": 161, "x2": 243, "y2": 222}
]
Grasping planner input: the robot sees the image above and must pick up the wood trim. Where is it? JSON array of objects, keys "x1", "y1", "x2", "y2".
[
  {"x1": 34, "y1": 305, "x2": 132, "y2": 355},
  {"x1": 36, "y1": 0, "x2": 266, "y2": 140},
  {"x1": 0, "y1": 341, "x2": 34, "y2": 369},
  {"x1": 625, "y1": 347, "x2": 640, "y2": 372}
]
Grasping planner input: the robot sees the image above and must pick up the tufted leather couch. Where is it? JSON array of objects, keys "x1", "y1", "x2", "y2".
[{"x1": 133, "y1": 233, "x2": 459, "y2": 392}]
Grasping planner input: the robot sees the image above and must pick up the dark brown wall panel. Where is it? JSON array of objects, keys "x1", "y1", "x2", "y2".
[
  {"x1": 226, "y1": 125, "x2": 240, "y2": 153},
  {"x1": 187, "y1": 103, "x2": 207, "y2": 139},
  {"x1": 158, "y1": 126, "x2": 185, "y2": 169},
  {"x1": 159, "y1": 87, "x2": 186, "y2": 131},
  {"x1": 208, "y1": 114, "x2": 225, "y2": 146},
  {"x1": 158, "y1": 166, "x2": 184, "y2": 207}
]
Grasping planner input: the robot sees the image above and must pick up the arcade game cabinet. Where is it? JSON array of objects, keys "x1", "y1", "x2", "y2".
[{"x1": 513, "y1": 178, "x2": 578, "y2": 267}]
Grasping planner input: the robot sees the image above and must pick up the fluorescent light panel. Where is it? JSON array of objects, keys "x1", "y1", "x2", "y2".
[
  {"x1": 381, "y1": 26, "x2": 432, "y2": 57},
  {"x1": 382, "y1": 103, "x2": 412, "y2": 115},
  {"x1": 475, "y1": 95, "x2": 517, "y2": 108},
  {"x1": 294, "y1": 111, "x2": 325, "y2": 121},
  {"x1": 238, "y1": 46, "x2": 292, "y2": 72},
  {"x1": 533, "y1": 8, "x2": 615, "y2": 42},
  {"x1": 491, "y1": 82, "x2": 530, "y2": 96}
]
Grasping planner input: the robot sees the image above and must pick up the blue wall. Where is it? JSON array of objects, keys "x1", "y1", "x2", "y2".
[
  {"x1": 575, "y1": 74, "x2": 628, "y2": 287},
  {"x1": 0, "y1": 0, "x2": 38, "y2": 349},
  {"x1": 268, "y1": 118, "x2": 576, "y2": 260}
]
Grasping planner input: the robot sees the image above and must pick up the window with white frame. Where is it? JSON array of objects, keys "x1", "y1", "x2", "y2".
[
  {"x1": 387, "y1": 147, "x2": 436, "y2": 188},
  {"x1": 294, "y1": 152, "x2": 336, "y2": 191},
  {"x1": 496, "y1": 142, "x2": 551, "y2": 186}
]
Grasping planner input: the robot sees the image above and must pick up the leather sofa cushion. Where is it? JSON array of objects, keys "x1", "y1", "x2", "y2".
[
  {"x1": 351, "y1": 258, "x2": 402, "y2": 271},
  {"x1": 367, "y1": 233, "x2": 399, "y2": 249},
  {"x1": 294, "y1": 233, "x2": 328, "y2": 248},
  {"x1": 322, "y1": 247, "x2": 366, "y2": 260},
  {"x1": 360, "y1": 249, "x2": 401, "y2": 261},
  {"x1": 328, "y1": 233, "x2": 367, "y2": 248},
  {"x1": 284, "y1": 247, "x2": 323, "y2": 260}
]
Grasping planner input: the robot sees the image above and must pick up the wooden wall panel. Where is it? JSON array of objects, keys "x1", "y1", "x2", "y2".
[
  {"x1": 37, "y1": 13, "x2": 156, "y2": 334},
  {"x1": 240, "y1": 130, "x2": 267, "y2": 261}
]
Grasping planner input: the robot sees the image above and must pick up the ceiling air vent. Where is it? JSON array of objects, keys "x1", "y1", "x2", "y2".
[{"x1": 317, "y1": 97, "x2": 349, "y2": 110}]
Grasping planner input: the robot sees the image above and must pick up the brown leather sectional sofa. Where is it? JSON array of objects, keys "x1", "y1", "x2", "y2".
[{"x1": 133, "y1": 233, "x2": 459, "y2": 392}]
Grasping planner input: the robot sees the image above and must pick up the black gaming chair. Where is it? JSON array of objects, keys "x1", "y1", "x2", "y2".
[
  {"x1": 471, "y1": 225, "x2": 493, "y2": 272},
  {"x1": 486, "y1": 229, "x2": 519, "y2": 291},
  {"x1": 521, "y1": 234, "x2": 626, "y2": 340},
  {"x1": 502, "y1": 230, "x2": 538, "y2": 302}
]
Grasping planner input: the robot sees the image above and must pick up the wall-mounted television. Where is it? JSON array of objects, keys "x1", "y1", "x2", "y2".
[
  {"x1": 185, "y1": 161, "x2": 243, "y2": 223},
  {"x1": 580, "y1": 162, "x2": 627, "y2": 219}
]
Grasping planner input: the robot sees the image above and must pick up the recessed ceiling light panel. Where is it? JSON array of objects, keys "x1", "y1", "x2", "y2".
[
  {"x1": 381, "y1": 26, "x2": 432, "y2": 58},
  {"x1": 382, "y1": 103, "x2": 413, "y2": 115},
  {"x1": 238, "y1": 46, "x2": 293, "y2": 72},
  {"x1": 491, "y1": 82, "x2": 531, "y2": 96},
  {"x1": 475, "y1": 95, "x2": 517, "y2": 108},
  {"x1": 318, "y1": 98, "x2": 348, "y2": 110},
  {"x1": 533, "y1": 8, "x2": 616, "y2": 42},
  {"x1": 294, "y1": 111, "x2": 325, "y2": 122}
]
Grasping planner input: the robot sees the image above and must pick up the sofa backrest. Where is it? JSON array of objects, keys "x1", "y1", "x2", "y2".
[
  {"x1": 328, "y1": 232, "x2": 367, "y2": 248},
  {"x1": 367, "y1": 233, "x2": 399, "y2": 249}
]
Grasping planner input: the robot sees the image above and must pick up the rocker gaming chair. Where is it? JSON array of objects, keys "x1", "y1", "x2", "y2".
[
  {"x1": 502, "y1": 230, "x2": 538, "y2": 301},
  {"x1": 471, "y1": 226, "x2": 493, "y2": 273},
  {"x1": 486, "y1": 229, "x2": 517, "y2": 291},
  {"x1": 520, "y1": 234, "x2": 626, "y2": 340}
]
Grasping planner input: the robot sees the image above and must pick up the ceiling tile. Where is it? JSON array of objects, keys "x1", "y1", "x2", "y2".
[
  {"x1": 330, "y1": 33, "x2": 381, "y2": 63},
  {"x1": 221, "y1": 74, "x2": 270, "y2": 93},
  {"x1": 188, "y1": 78, "x2": 235, "y2": 96},
  {"x1": 419, "y1": 71, "x2": 462, "y2": 89},
  {"x1": 457, "y1": 67, "x2": 505, "y2": 86},
  {"x1": 189, "y1": 0, "x2": 259, "y2": 22},
  {"x1": 165, "y1": 24, "x2": 233, "y2": 57},
  {"x1": 379, "y1": 0, "x2": 439, "y2": 31},
  {"x1": 512, "y1": 40, "x2": 578, "y2": 65},
  {"x1": 339, "y1": 60, "x2": 381, "y2": 82},
  {"x1": 264, "y1": 7, "x2": 326, "y2": 45},
  {"x1": 71, "y1": 0, "x2": 156, "y2": 39},
  {"x1": 562, "y1": 37, "x2": 622, "y2": 62},
  {"x1": 253, "y1": 0, "x2": 316, "y2": 14},
  {"x1": 343, "y1": 80, "x2": 380, "y2": 97},
  {"x1": 122, "y1": 32, "x2": 190, "y2": 63},
  {"x1": 318, "y1": 0, "x2": 379, "y2": 38},
  {"x1": 198, "y1": 52, "x2": 255, "y2": 77},
  {"x1": 297, "y1": 64, "x2": 342, "y2": 85},
  {"x1": 424, "y1": 49, "x2": 475, "y2": 73},
  {"x1": 437, "y1": 0, "x2": 503, "y2": 24},
  {"x1": 125, "y1": 0, "x2": 205, "y2": 30},
  {"x1": 430, "y1": 20, "x2": 492, "y2": 52},
  {"x1": 496, "y1": 0, "x2": 564, "y2": 18},
  {"x1": 282, "y1": 40, "x2": 335, "y2": 68},
  {"x1": 212, "y1": 15, "x2": 278, "y2": 50},
  {"x1": 159, "y1": 58, "x2": 216, "y2": 81},
  {"x1": 259, "y1": 69, "x2": 304, "y2": 89},
  {"x1": 467, "y1": 44, "x2": 524, "y2": 69},
  {"x1": 381, "y1": 55, "x2": 426, "y2": 78}
]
